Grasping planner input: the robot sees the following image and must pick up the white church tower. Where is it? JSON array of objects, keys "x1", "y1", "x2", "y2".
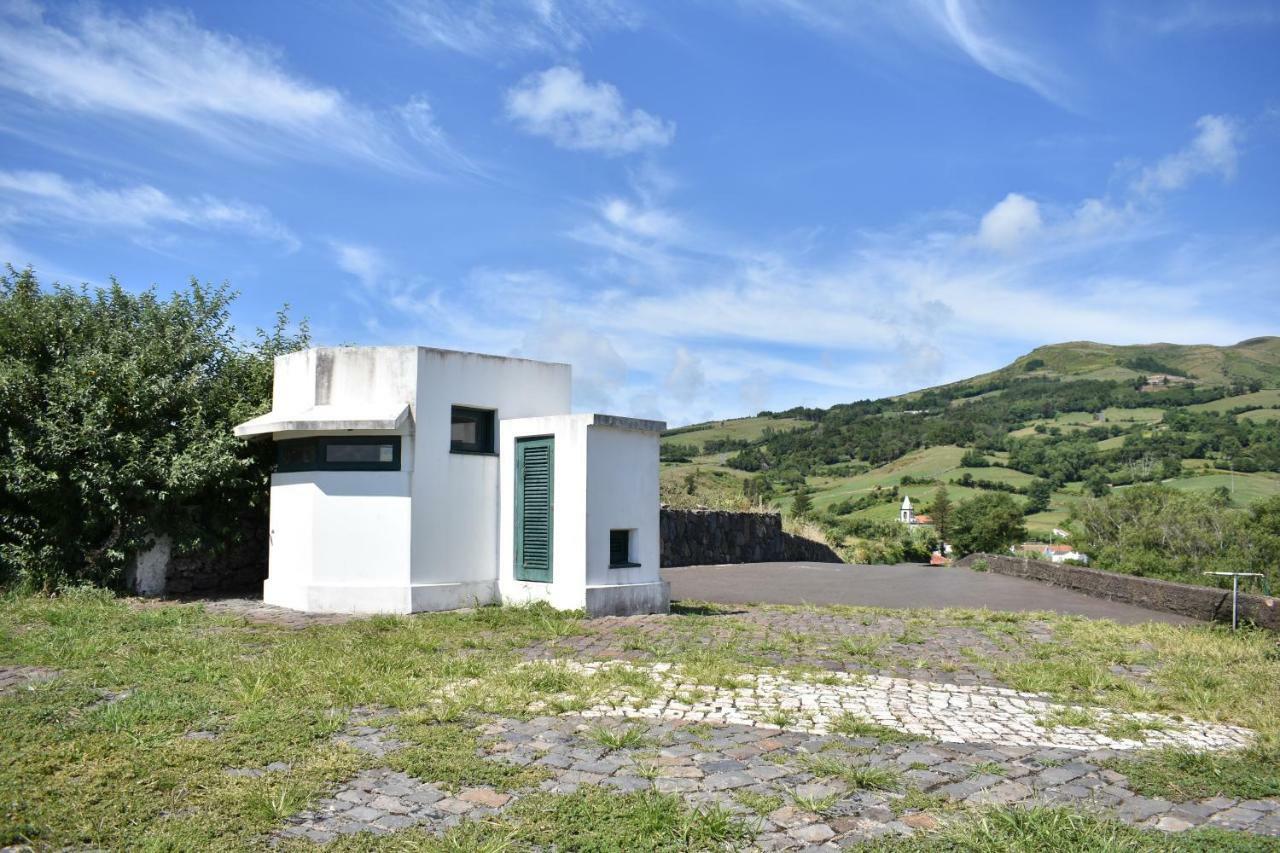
[{"x1": 899, "y1": 495, "x2": 915, "y2": 524}]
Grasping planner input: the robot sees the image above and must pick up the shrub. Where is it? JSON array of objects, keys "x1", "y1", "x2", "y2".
[{"x1": 0, "y1": 268, "x2": 306, "y2": 590}]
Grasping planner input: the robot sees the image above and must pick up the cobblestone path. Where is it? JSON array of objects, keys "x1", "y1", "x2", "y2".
[
  {"x1": 559, "y1": 661, "x2": 1252, "y2": 752},
  {"x1": 275, "y1": 709, "x2": 1280, "y2": 847}
]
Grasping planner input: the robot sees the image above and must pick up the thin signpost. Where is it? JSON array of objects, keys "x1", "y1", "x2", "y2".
[{"x1": 1201, "y1": 571, "x2": 1269, "y2": 630}]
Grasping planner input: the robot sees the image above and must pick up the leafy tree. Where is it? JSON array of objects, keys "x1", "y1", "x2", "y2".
[
  {"x1": 929, "y1": 484, "x2": 952, "y2": 544},
  {"x1": 1024, "y1": 478, "x2": 1053, "y2": 515},
  {"x1": 0, "y1": 268, "x2": 307, "y2": 590},
  {"x1": 949, "y1": 493, "x2": 1027, "y2": 556},
  {"x1": 960, "y1": 449, "x2": 989, "y2": 468},
  {"x1": 1085, "y1": 469, "x2": 1111, "y2": 497},
  {"x1": 790, "y1": 485, "x2": 813, "y2": 518}
]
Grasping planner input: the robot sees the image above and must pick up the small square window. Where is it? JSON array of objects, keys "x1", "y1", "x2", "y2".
[
  {"x1": 609, "y1": 529, "x2": 638, "y2": 568},
  {"x1": 451, "y1": 406, "x2": 495, "y2": 453}
]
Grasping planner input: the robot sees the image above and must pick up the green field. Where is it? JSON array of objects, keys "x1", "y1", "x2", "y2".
[
  {"x1": 1239, "y1": 407, "x2": 1280, "y2": 423},
  {"x1": 661, "y1": 416, "x2": 812, "y2": 451},
  {"x1": 1187, "y1": 389, "x2": 1280, "y2": 413},
  {"x1": 1163, "y1": 471, "x2": 1280, "y2": 506}
]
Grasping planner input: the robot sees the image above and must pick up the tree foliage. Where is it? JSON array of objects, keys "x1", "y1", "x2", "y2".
[
  {"x1": 1069, "y1": 486, "x2": 1280, "y2": 587},
  {"x1": 0, "y1": 267, "x2": 307, "y2": 590},
  {"x1": 949, "y1": 492, "x2": 1027, "y2": 556}
]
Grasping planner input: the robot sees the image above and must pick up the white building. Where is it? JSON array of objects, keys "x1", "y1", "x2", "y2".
[
  {"x1": 232, "y1": 346, "x2": 669, "y2": 617},
  {"x1": 899, "y1": 495, "x2": 914, "y2": 524}
]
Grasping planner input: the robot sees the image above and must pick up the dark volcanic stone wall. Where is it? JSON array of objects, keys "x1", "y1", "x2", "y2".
[
  {"x1": 660, "y1": 508, "x2": 843, "y2": 567},
  {"x1": 164, "y1": 514, "x2": 268, "y2": 595},
  {"x1": 956, "y1": 553, "x2": 1279, "y2": 631}
]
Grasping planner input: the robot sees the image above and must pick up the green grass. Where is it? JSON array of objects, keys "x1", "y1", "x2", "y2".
[
  {"x1": 800, "y1": 755, "x2": 901, "y2": 791},
  {"x1": 1187, "y1": 389, "x2": 1280, "y2": 413},
  {"x1": 1105, "y1": 744, "x2": 1280, "y2": 802},
  {"x1": 829, "y1": 713, "x2": 924, "y2": 744},
  {"x1": 1238, "y1": 407, "x2": 1280, "y2": 423},
  {"x1": 587, "y1": 725, "x2": 651, "y2": 751},
  {"x1": 4, "y1": 592, "x2": 1280, "y2": 847},
  {"x1": 1162, "y1": 471, "x2": 1280, "y2": 506},
  {"x1": 869, "y1": 805, "x2": 1279, "y2": 852},
  {"x1": 660, "y1": 416, "x2": 813, "y2": 451}
]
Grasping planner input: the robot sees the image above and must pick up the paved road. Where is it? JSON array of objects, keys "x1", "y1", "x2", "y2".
[{"x1": 661, "y1": 561, "x2": 1199, "y2": 626}]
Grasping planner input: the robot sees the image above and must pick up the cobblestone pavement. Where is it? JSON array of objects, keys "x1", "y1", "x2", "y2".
[
  {"x1": 0, "y1": 665, "x2": 59, "y2": 694},
  {"x1": 557, "y1": 661, "x2": 1251, "y2": 752},
  {"x1": 524, "y1": 608, "x2": 1135, "y2": 690},
  {"x1": 274, "y1": 710, "x2": 1280, "y2": 847}
]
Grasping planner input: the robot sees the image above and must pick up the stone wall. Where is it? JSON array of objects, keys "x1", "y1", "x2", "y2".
[
  {"x1": 660, "y1": 508, "x2": 843, "y2": 567},
  {"x1": 956, "y1": 554, "x2": 1280, "y2": 631},
  {"x1": 127, "y1": 513, "x2": 268, "y2": 597}
]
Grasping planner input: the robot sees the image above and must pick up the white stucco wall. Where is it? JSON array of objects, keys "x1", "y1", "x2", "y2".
[
  {"x1": 409, "y1": 350, "x2": 572, "y2": 607},
  {"x1": 498, "y1": 415, "x2": 591, "y2": 611},
  {"x1": 498, "y1": 414, "x2": 667, "y2": 615},
  {"x1": 585, "y1": 425, "x2": 661, "y2": 588}
]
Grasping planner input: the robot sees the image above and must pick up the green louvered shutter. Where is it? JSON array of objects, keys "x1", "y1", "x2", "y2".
[{"x1": 515, "y1": 436, "x2": 554, "y2": 582}]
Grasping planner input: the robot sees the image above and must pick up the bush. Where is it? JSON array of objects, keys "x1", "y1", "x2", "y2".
[
  {"x1": 1070, "y1": 485, "x2": 1280, "y2": 587},
  {"x1": 0, "y1": 268, "x2": 307, "y2": 590},
  {"x1": 950, "y1": 492, "x2": 1027, "y2": 556}
]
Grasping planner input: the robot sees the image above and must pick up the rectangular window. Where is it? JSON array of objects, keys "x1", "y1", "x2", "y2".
[
  {"x1": 451, "y1": 406, "x2": 495, "y2": 454},
  {"x1": 609, "y1": 529, "x2": 638, "y2": 568},
  {"x1": 276, "y1": 436, "x2": 401, "y2": 472}
]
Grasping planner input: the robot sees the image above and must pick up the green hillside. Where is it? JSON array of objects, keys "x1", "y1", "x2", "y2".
[{"x1": 661, "y1": 338, "x2": 1280, "y2": 561}]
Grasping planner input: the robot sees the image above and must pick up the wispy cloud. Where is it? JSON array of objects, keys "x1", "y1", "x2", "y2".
[
  {"x1": 0, "y1": 4, "x2": 458, "y2": 174},
  {"x1": 391, "y1": 0, "x2": 640, "y2": 56},
  {"x1": 0, "y1": 169, "x2": 299, "y2": 250},
  {"x1": 505, "y1": 66, "x2": 675, "y2": 155},
  {"x1": 1132, "y1": 114, "x2": 1240, "y2": 194},
  {"x1": 332, "y1": 112, "x2": 1272, "y2": 424},
  {"x1": 736, "y1": 0, "x2": 1072, "y2": 107}
]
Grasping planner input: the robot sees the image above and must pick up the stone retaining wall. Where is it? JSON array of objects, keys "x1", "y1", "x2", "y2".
[
  {"x1": 955, "y1": 554, "x2": 1279, "y2": 631},
  {"x1": 127, "y1": 513, "x2": 268, "y2": 596},
  {"x1": 660, "y1": 508, "x2": 843, "y2": 567}
]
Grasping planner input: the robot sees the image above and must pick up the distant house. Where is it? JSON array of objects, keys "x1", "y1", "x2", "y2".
[{"x1": 1017, "y1": 542, "x2": 1089, "y2": 564}]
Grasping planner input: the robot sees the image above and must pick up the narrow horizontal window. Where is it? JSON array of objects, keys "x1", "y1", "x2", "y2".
[
  {"x1": 276, "y1": 436, "x2": 401, "y2": 472},
  {"x1": 451, "y1": 406, "x2": 496, "y2": 454}
]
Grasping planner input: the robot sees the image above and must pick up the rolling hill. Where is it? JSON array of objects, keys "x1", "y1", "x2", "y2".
[{"x1": 660, "y1": 338, "x2": 1280, "y2": 555}]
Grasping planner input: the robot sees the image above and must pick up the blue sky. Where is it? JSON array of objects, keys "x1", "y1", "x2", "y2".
[{"x1": 1, "y1": 0, "x2": 1278, "y2": 425}]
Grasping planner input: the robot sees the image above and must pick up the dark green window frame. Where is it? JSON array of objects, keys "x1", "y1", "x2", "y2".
[
  {"x1": 275, "y1": 436, "x2": 402, "y2": 472},
  {"x1": 609, "y1": 529, "x2": 639, "y2": 568},
  {"x1": 451, "y1": 406, "x2": 496, "y2": 454}
]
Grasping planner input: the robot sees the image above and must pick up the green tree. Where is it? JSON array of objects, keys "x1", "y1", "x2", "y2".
[
  {"x1": 790, "y1": 485, "x2": 813, "y2": 518},
  {"x1": 0, "y1": 267, "x2": 307, "y2": 590},
  {"x1": 949, "y1": 493, "x2": 1027, "y2": 556},
  {"x1": 1085, "y1": 469, "x2": 1111, "y2": 497},
  {"x1": 929, "y1": 484, "x2": 952, "y2": 544},
  {"x1": 1024, "y1": 478, "x2": 1053, "y2": 515}
]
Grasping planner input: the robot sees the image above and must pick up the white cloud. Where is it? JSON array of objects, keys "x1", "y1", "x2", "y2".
[
  {"x1": 1133, "y1": 114, "x2": 1240, "y2": 194},
  {"x1": 921, "y1": 0, "x2": 1067, "y2": 107},
  {"x1": 665, "y1": 347, "x2": 706, "y2": 403},
  {"x1": 505, "y1": 66, "x2": 674, "y2": 155},
  {"x1": 736, "y1": 0, "x2": 1070, "y2": 107},
  {"x1": 977, "y1": 192, "x2": 1043, "y2": 251},
  {"x1": 399, "y1": 96, "x2": 486, "y2": 176},
  {"x1": 391, "y1": 0, "x2": 639, "y2": 56},
  {"x1": 333, "y1": 243, "x2": 387, "y2": 289},
  {"x1": 0, "y1": 169, "x2": 298, "y2": 250},
  {"x1": 0, "y1": 4, "x2": 429, "y2": 173}
]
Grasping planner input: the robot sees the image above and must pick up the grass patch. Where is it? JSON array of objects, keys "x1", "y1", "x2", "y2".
[
  {"x1": 504, "y1": 788, "x2": 757, "y2": 851},
  {"x1": 1105, "y1": 742, "x2": 1280, "y2": 802},
  {"x1": 733, "y1": 788, "x2": 783, "y2": 816},
  {"x1": 869, "y1": 805, "x2": 1278, "y2": 852},
  {"x1": 587, "y1": 725, "x2": 651, "y2": 751},
  {"x1": 830, "y1": 713, "x2": 924, "y2": 744},
  {"x1": 801, "y1": 755, "x2": 901, "y2": 791}
]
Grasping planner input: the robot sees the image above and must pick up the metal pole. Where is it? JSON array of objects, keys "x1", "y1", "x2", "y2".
[{"x1": 1232, "y1": 575, "x2": 1239, "y2": 631}]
